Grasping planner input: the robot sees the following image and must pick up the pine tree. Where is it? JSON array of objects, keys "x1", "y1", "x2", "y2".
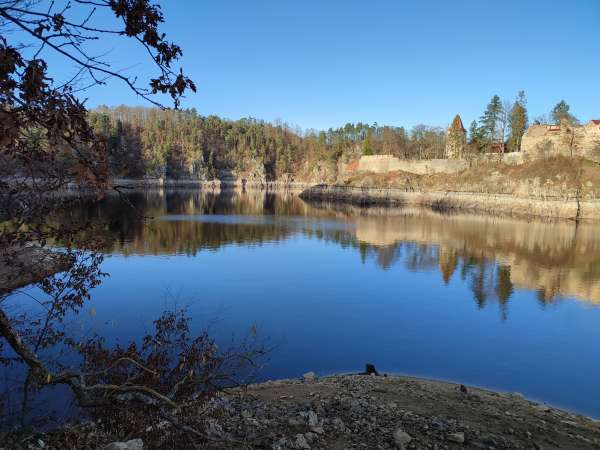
[
  {"x1": 478, "y1": 95, "x2": 503, "y2": 148},
  {"x1": 468, "y1": 120, "x2": 485, "y2": 153},
  {"x1": 551, "y1": 100, "x2": 577, "y2": 125},
  {"x1": 362, "y1": 138, "x2": 374, "y2": 156},
  {"x1": 507, "y1": 91, "x2": 528, "y2": 152}
]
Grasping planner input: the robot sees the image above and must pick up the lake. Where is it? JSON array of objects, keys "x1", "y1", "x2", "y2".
[{"x1": 10, "y1": 189, "x2": 600, "y2": 418}]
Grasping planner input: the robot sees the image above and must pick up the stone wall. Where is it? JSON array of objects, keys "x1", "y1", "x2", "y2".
[
  {"x1": 355, "y1": 154, "x2": 526, "y2": 176},
  {"x1": 521, "y1": 122, "x2": 600, "y2": 161},
  {"x1": 358, "y1": 155, "x2": 469, "y2": 175},
  {"x1": 476, "y1": 152, "x2": 524, "y2": 165}
]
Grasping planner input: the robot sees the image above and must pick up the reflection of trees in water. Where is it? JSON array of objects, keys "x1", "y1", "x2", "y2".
[
  {"x1": 360, "y1": 237, "x2": 584, "y2": 316},
  {"x1": 53, "y1": 191, "x2": 316, "y2": 255},
  {"x1": 362, "y1": 243, "x2": 520, "y2": 317},
  {"x1": 50, "y1": 191, "x2": 600, "y2": 312}
]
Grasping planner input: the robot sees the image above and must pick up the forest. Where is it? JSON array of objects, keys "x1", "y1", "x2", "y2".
[
  {"x1": 87, "y1": 105, "x2": 447, "y2": 180},
  {"x1": 85, "y1": 92, "x2": 546, "y2": 181}
]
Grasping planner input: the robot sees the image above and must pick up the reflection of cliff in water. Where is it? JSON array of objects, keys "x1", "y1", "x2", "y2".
[
  {"x1": 59, "y1": 190, "x2": 600, "y2": 306},
  {"x1": 314, "y1": 202, "x2": 600, "y2": 306},
  {"x1": 59, "y1": 190, "x2": 357, "y2": 256}
]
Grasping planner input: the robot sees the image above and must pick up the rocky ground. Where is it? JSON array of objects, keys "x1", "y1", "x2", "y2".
[
  {"x1": 6, "y1": 375, "x2": 600, "y2": 449},
  {"x1": 200, "y1": 374, "x2": 600, "y2": 450}
]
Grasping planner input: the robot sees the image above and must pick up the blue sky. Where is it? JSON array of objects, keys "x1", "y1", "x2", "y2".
[{"x1": 49, "y1": 0, "x2": 600, "y2": 130}]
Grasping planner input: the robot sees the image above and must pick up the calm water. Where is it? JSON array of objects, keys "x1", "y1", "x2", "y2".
[{"x1": 13, "y1": 190, "x2": 600, "y2": 418}]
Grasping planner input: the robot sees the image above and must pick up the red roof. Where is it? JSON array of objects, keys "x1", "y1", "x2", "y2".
[
  {"x1": 449, "y1": 114, "x2": 466, "y2": 132},
  {"x1": 591, "y1": 120, "x2": 600, "y2": 125}
]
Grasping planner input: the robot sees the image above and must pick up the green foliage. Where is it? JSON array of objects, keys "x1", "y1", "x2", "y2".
[
  {"x1": 84, "y1": 107, "x2": 448, "y2": 179},
  {"x1": 508, "y1": 91, "x2": 528, "y2": 152},
  {"x1": 478, "y1": 95, "x2": 503, "y2": 147},
  {"x1": 362, "y1": 138, "x2": 374, "y2": 156},
  {"x1": 551, "y1": 100, "x2": 578, "y2": 125},
  {"x1": 468, "y1": 120, "x2": 485, "y2": 153}
]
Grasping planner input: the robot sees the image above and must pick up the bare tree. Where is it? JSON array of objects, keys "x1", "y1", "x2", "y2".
[
  {"x1": 498, "y1": 100, "x2": 512, "y2": 153},
  {"x1": 0, "y1": 1, "x2": 265, "y2": 446}
]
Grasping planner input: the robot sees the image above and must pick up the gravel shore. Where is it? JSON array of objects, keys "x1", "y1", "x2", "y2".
[
  {"x1": 12, "y1": 374, "x2": 600, "y2": 449},
  {"x1": 197, "y1": 374, "x2": 600, "y2": 449}
]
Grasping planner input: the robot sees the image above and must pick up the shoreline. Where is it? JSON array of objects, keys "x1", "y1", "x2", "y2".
[
  {"x1": 108, "y1": 177, "x2": 600, "y2": 221},
  {"x1": 299, "y1": 184, "x2": 600, "y2": 221},
  {"x1": 110, "y1": 177, "x2": 310, "y2": 192},
  {"x1": 10, "y1": 175, "x2": 600, "y2": 221},
  {"x1": 29, "y1": 374, "x2": 600, "y2": 449}
]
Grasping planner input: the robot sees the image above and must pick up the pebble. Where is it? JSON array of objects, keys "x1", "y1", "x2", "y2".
[
  {"x1": 294, "y1": 433, "x2": 311, "y2": 449},
  {"x1": 447, "y1": 432, "x2": 465, "y2": 444},
  {"x1": 393, "y1": 428, "x2": 412, "y2": 448},
  {"x1": 103, "y1": 439, "x2": 143, "y2": 450},
  {"x1": 303, "y1": 372, "x2": 316, "y2": 382}
]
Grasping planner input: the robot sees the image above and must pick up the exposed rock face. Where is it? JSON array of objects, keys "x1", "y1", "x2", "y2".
[
  {"x1": 299, "y1": 184, "x2": 600, "y2": 220},
  {"x1": 445, "y1": 114, "x2": 467, "y2": 159},
  {"x1": 521, "y1": 120, "x2": 600, "y2": 161},
  {"x1": 236, "y1": 159, "x2": 268, "y2": 186}
]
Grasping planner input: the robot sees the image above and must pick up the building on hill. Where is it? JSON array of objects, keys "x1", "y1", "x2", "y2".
[
  {"x1": 521, "y1": 120, "x2": 600, "y2": 161},
  {"x1": 445, "y1": 114, "x2": 467, "y2": 159}
]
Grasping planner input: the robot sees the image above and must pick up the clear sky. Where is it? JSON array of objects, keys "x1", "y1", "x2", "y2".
[{"x1": 75, "y1": 0, "x2": 600, "y2": 130}]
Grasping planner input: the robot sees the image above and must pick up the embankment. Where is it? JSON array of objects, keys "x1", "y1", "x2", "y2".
[{"x1": 300, "y1": 185, "x2": 600, "y2": 221}]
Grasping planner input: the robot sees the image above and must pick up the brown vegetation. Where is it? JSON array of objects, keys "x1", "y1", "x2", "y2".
[
  {"x1": 0, "y1": 1, "x2": 265, "y2": 447},
  {"x1": 343, "y1": 156, "x2": 600, "y2": 199}
]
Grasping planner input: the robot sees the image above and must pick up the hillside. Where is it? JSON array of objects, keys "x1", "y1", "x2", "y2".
[{"x1": 342, "y1": 156, "x2": 600, "y2": 200}]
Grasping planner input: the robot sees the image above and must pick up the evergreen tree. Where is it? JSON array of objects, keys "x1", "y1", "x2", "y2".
[
  {"x1": 468, "y1": 120, "x2": 478, "y2": 145},
  {"x1": 83, "y1": 106, "x2": 447, "y2": 178},
  {"x1": 468, "y1": 120, "x2": 485, "y2": 153},
  {"x1": 507, "y1": 91, "x2": 528, "y2": 152},
  {"x1": 551, "y1": 100, "x2": 578, "y2": 124},
  {"x1": 362, "y1": 138, "x2": 374, "y2": 155},
  {"x1": 478, "y1": 95, "x2": 503, "y2": 148}
]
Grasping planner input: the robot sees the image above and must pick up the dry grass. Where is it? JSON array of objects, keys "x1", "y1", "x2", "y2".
[{"x1": 344, "y1": 156, "x2": 600, "y2": 198}]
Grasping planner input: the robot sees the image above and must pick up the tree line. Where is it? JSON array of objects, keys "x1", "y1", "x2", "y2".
[
  {"x1": 88, "y1": 106, "x2": 451, "y2": 180},
  {"x1": 87, "y1": 96, "x2": 581, "y2": 180},
  {"x1": 467, "y1": 92, "x2": 579, "y2": 154}
]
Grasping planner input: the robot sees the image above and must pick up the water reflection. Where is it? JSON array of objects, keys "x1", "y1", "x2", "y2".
[
  {"x1": 342, "y1": 203, "x2": 600, "y2": 307},
  {"x1": 60, "y1": 189, "x2": 600, "y2": 309},
  {"x1": 35, "y1": 188, "x2": 600, "y2": 418}
]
